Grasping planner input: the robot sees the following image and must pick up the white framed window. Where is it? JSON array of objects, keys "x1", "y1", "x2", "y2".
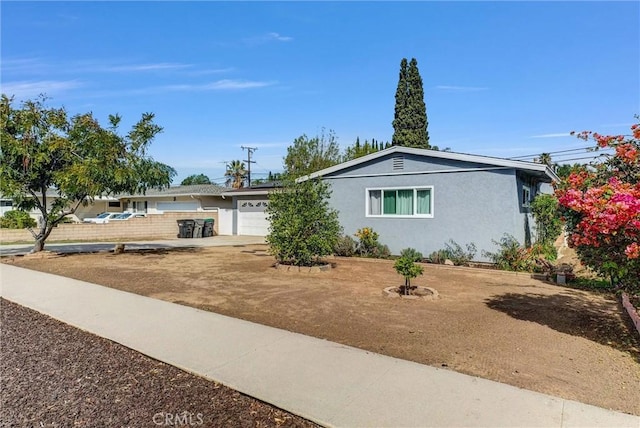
[{"x1": 366, "y1": 186, "x2": 433, "y2": 218}]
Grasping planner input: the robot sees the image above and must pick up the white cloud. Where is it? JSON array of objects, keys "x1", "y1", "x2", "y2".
[
  {"x1": 243, "y1": 32, "x2": 293, "y2": 45},
  {"x1": 1, "y1": 80, "x2": 83, "y2": 98},
  {"x1": 161, "y1": 79, "x2": 275, "y2": 92},
  {"x1": 204, "y1": 79, "x2": 273, "y2": 90},
  {"x1": 529, "y1": 133, "x2": 571, "y2": 138},
  {"x1": 266, "y1": 32, "x2": 293, "y2": 42},
  {"x1": 435, "y1": 85, "x2": 488, "y2": 92},
  {"x1": 96, "y1": 62, "x2": 193, "y2": 72},
  {"x1": 188, "y1": 67, "x2": 235, "y2": 76},
  {"x1": 1, "y1": 58, "x2": 47, "y2": 74}
]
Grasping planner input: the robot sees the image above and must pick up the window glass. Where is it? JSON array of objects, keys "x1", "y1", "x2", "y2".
[
  {"x1": 417, "y1": 189, "x2": 431, "y2": 214},
  {"x1": 369, "y1": 190, "x2": 381, "y2": 215},
  {"x1": 369, "y1": 188, "x2": 432, "y2": 217}
]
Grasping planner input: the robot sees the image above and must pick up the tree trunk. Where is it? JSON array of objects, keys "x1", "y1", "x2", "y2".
[
  {"x1": 31, "y1": 224, "x2": 53, "y2": 253},
  {"x1": 33, "y1": 238, "x2": 45, "y2": 253}
]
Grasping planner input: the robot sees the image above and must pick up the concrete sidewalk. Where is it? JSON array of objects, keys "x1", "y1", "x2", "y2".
[{"x1": 1, "y1": 264, "x2": 638, "y2": 428}]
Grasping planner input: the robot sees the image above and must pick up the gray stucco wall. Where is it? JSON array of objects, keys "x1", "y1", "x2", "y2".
[{"x1": 325, "y1": 165, "x2": 538, "y2": 262}]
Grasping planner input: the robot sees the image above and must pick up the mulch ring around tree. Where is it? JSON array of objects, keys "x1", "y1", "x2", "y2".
[{"x1": 383, "y1": 285, "x2": 439, "y2": 300}]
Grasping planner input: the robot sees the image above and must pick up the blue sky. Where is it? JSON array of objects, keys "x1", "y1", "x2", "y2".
[{"x1": 2, "y1": 1, "x2": 638, "y2": 185}]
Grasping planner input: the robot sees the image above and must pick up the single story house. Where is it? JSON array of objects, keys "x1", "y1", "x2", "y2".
[
  {"x1": 1, "y1": 190, "x2": 122, "y2": 222},
  {"x1": 120, "y1": 184, "x2": 234, "y2": 235},
  {"x1": 222, "y1": 183, "x2": 279, "y2": 236},
  {"x1": 308, "y1": 146, "x2": 558, "y2": 260},
  {"x1": 223, "y1": 146, "x2": 559, "y2": 261}
]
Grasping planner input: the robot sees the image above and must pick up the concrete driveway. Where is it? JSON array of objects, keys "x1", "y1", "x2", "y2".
[{"x1": 0, "y1": 235, "x2": 267, "y2": 257}]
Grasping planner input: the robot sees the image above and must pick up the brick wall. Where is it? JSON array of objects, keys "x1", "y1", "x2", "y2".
[{"x1": 0, "y1": 212, "x2": 219, "y2": 244}]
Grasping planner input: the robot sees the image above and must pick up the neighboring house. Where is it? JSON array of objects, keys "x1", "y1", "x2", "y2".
[
  {"x1": 303, "y1": 146, "x2": 559, "y2": 261},
  {"x1": 222, "y1": 182, "x2": 280, "y2": 236},
  {"x1": 0, "y1": 190, "x2": 122, "y2": 222},
  {"x1": 0, "y1": 198, "x2": 14, "y2": 217},
  {"x1": 120, "y1": 184, "x2": 234, "y2": 234}
]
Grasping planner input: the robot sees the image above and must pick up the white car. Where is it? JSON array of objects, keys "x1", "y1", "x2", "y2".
[
  {"x1": 111, "y1": 212, "x2": 146, "y2": 221},
  {"x1": 83, "y1": 212, "x2": 121, "y2": 224}
]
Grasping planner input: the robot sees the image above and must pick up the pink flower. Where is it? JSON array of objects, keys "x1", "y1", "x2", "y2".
[{"x1": 625, "y1": 242, "x2": 640, "y2": 259}]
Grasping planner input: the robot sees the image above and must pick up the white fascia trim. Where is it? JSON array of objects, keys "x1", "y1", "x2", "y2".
[
  {"x1": 326, "y1": 166, "x2": 512, "y2": 180},
  {"x1": 303, "y1": 146, "x2": 559, "y2": 182},
  {"x1": 221, "y1": 190, "x2": 272, "y2": 197}
]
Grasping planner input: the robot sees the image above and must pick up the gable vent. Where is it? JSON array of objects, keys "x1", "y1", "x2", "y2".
[{"x1": 392, "y1": 155, "x2": 404, "y2": 171}]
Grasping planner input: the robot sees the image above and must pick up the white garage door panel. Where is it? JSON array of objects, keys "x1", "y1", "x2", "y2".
[
  {"x1": 157, "y1": 202, "x2": 199, "y2": 211},
  {"x1": 238, "y1": 211, "x2": 270, "y2": 236}
]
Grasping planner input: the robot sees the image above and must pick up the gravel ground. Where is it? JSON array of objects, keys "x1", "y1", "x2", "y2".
[{"x1": 0, "y1": 298, "x2": 319, "y2": 428}]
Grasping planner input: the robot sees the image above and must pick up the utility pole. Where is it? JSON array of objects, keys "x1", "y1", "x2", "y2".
[
  {"x1": 220, "y1": 161, "x2": 230, "y2": 186},
  {"x1": 241, "y1": 146, "x2": 257, "y2": 187}
]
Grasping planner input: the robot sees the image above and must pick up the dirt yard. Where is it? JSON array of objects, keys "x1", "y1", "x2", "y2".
[{"x1": 4, "y1": 244, "x2": 640, "y2": 416}]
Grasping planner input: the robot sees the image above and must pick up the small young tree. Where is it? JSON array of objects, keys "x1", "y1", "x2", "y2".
[
  {"x1": 394, "y1": 248, "x2": 424, "y2": 295},
  {"x1": 266, "y1": 179, "x2": 341, "y2": 266}
]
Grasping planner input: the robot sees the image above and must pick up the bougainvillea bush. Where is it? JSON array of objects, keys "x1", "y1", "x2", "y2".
[{"x1": 555, "y1": 120, "x2": 640, "y2": 293}]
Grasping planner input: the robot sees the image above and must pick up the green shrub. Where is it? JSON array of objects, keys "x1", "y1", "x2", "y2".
[
  {"x1": 400, "y1": 247, "x2": 423, "y2": 262},
  {"x1": 529, "y1": 241, "x2": 557, "y2": 261},
  {"x1": 333, "y1": 235, "x2": 357, "y2": 257},
  {"x1": 530, "y1": 194, "x2": 563, "y2": 246},
  {"x1": 0, "y1": 210, "x2": 36, "y2": 229},
  {"x1": 353, "y1": 227, "x2": 389, "y2": 258},
  {"x1": 266, "y1": 179, "x2": 341, "y2": 266},
  {"x1": 372, "y1": 243, "x2": 391, "y2": 259},
  {"x1": 482, "y1": 234, "x2": 537, "y2": 272},
  {"x1": 354, "y1": 227, "x2": 379, "y2": 256},
  {"x1": 427, "y1": 240, "x2": 477, "y2": 266}
]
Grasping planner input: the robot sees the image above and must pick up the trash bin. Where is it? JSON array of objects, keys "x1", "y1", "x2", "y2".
[
  {"x1": 203, "y1": 218, "x2": 215, "y2": 237},
  {"x1": 193, "y1": 219, "x2": 205, "y2": 238},
  {"x1": 177, "y1": 219, "x2": 195, "y2": 238}
]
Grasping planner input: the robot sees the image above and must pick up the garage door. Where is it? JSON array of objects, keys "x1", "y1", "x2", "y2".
[
  {"x1": 238, "y1": 200, "x2": 269, "y2": 236},
  {"x1": 157, "y1": 202, "x2": 199, "y2": 212}
]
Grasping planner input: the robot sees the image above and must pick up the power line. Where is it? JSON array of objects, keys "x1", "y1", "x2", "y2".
[{"x1": 507, "y1": 146, "x2": 607, "y2": 160}]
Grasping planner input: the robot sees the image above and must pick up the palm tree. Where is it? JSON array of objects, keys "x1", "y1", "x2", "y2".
[
  {"x1": 536, "y1": 153, "x2": 553, "y2": 167},
  {"x1": 225, "y1": 160, "x2": 247, "y2": 189}
]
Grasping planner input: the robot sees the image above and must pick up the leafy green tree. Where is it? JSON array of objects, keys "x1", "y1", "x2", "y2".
[
  {"x1": 180, "y1": 173, "x2": 211, "y2": 186},
  {"x1": 283, "y1": 128, "x2": 341, "y2": 179},
  {"x1": 392, "y1": 58, "x2": 430, "y2": 149},
  {"x1": 0, "y1": 95, "x2": 175, "y2": 252},
  {"x1": 343, "y1": 137, "x2": 389, "y2": 161},
  {"x1": 224, "y1": 160, "x2": 247, "y2": 189},
  {"x1": 266, "y1": 179, "x2": 341, "y2": 266},
  {"x1": 555, "y1": 163, "x2": 587, "y2": 179}
]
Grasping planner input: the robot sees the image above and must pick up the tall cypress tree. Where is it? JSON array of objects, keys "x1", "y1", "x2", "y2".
[
  {"x1": 392, "y1": 57, "x2": 430, "y2": 149},
  {"x1": 392, "y1": 58, "x2": 409, "y2": 147}
]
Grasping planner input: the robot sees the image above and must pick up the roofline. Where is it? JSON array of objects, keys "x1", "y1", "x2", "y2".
[
  {"x1": 120, "y1": 192, "x2": 224, "y2": 199},
  {"x1": 301, "y1": 146, "x2": 560, "y2": 182},
  {"x1": 221, "y1": 189, "x2": 272, "y2": 197}
]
